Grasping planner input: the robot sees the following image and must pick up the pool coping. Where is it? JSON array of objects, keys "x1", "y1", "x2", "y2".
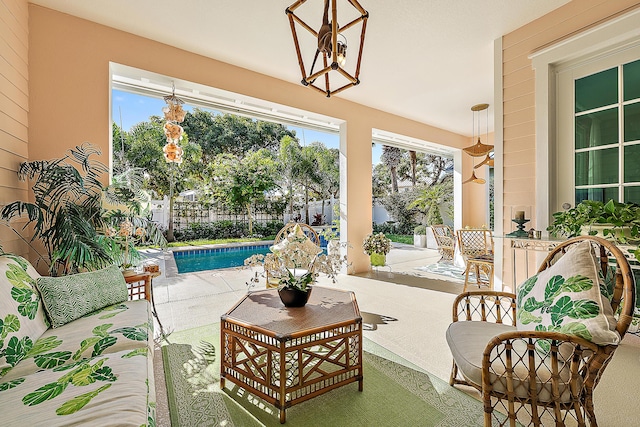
[{"x1": 164, "y1": 241, "x2": 275, "y2": 277}]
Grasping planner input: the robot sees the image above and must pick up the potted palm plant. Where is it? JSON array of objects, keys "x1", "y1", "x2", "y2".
[{"x1": 0, "y1": 144, "x2": 166, "y2": 275}]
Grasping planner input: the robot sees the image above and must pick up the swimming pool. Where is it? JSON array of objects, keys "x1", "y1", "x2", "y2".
[{"x1": 173, "y1": 244, "x2": 272, "y2": 274}]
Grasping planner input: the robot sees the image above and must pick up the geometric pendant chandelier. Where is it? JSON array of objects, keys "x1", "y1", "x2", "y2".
[{"x1": 286, "y1": 0, "x2": 369, "y2": 97}]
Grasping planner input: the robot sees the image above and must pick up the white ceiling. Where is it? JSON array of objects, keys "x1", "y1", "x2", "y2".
[{"x1": 30, "y1": 0, "x2": 570, "y2": 137}]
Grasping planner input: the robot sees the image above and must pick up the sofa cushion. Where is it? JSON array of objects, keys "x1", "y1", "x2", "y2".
[
  {"x1": 2, "y1": 300, "x2": 153, "y2": 382},
  {"x1": 515, "y1": 240, "x2": 619, "y2": 353},
  {"x1": 36, "y1": 265, "x2": 128, "y2": 328},
  {"x1": 0, "y1": 255, "x2": 49, "y2": 378},
  {"x1": 0, "y1": 347, "x2": 155, "y2": 426}
]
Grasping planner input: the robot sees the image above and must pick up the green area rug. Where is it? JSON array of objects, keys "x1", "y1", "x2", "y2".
[{"x1": 162, "y1": 323, "x2": 487, "y2": 426}]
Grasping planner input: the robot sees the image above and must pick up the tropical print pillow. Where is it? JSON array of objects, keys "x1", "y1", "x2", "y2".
[
  {"x1": 36, "y1": 265, "x2": 128, "y2": 328},
  {"x1": 516, "y1": 241, "x2": 619, "y2": 354},
  {"x1": 0, "y1": 255, "x2": 49, "y2": 377}
]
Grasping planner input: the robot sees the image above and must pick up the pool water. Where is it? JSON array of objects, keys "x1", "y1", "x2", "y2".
[{"x1": 173, "y1": 244, "x2": 272, "y2": 274}]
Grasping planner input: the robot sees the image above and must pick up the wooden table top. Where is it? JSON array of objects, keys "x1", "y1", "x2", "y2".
[{"x1": 222, "y1": 286, "x2": 361, "y2": 338}]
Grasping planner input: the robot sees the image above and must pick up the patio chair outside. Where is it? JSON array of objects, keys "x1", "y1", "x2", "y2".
[
  {"x1": 265, "y1": 222, "x2": 321, "y2": 288},
  {"x1": 446, "y1": 236, "x2": 636, "y2": 426},
  {"x1": 457, "y1": 228, "x2": 493, "y2": 292},
  {"x1": 431, "y1": 225, "x2": 455, "y2": 262}
]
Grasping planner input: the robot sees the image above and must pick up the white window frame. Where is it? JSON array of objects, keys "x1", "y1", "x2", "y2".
[{"x1": 530, "y1": 9, "x2": 640, "y2": 229}]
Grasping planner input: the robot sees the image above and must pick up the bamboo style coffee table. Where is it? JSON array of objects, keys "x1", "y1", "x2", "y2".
[{"x1": 220, "y1": 286, "x2": 363, "y2": 423}]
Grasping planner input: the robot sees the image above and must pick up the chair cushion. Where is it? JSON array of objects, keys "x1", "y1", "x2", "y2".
[
  {"x1": 515, "y1": 240, "x2": 618, "y2": 352},
  {"x1": 447, "y1": 321, "x2": 580, "y2": 403},
  {"x1": 446, "y1": 321, "x2": 515, "y2": 387},
  {"x1": 36, "y1": 265, "x2": 128, "y2": 328},
  {"x1": 0, "y1": 255, "x2": 49, "y2": 378}
]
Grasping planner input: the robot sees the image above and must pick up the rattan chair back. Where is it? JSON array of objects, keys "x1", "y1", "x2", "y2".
[
  {"x1": 274, "y1": 222, "x2": 321, "y2": 246},
  {"x1": 457, "y1": 228, "x2": 493, "y2": 259},
  {"x1": 266, "y1": 223, "x2": 321, "y2": 288},
  {"x1": 431, "y1": 225, "x2": 455, "y2": 261}
]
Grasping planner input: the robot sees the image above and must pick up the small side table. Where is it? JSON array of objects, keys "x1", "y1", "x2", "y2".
[
  {"x1": 123, "y1": 272, "x2": 151, "y2": 301},
  {"x1": 123, "y1": 271, "x2": 165, "y2": 336}
]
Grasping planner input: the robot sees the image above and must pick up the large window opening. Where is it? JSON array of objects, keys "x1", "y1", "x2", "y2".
[{"x1": 110, "y1": 64, "x2": 342, "y2": 242}]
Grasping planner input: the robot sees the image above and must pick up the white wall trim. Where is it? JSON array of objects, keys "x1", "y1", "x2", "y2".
[{"x1": 493, "y1": 36, "x2": 504, "y2": 290}]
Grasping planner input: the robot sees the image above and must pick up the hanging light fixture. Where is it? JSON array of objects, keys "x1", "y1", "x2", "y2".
[
  {"x1": 162, "y1": 83, "x2": 185, "y2": 164},
  {"x1": 463, "y1": 103, "x2": 493, "y2": 184},
  {"x1": 463, "y1": 103, "x2": 493, "y2": 157},
  {"x1": 286, "y1": 0, "x2": 369, "y2": 98},
  {"x1": 463, "y1": 170, "x2": 486, "y2": 184},
  {"x1": 474, "y1": 153, "x2": 494, "y2": 169}
]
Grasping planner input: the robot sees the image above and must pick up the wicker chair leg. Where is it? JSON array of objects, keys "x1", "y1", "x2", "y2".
[
  {"x1": 463, "y1": 265, "x2": 472, "y2": 293},
  {"x1": 449, "y1": 360, "x2": 459, "y2": 386}
]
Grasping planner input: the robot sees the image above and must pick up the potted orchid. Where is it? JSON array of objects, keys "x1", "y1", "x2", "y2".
[
  {"x1": 363, "y1": 232, "x2": 392, "y2": 267},
  {"x1": 245, "y1": 226, "x2": 350, "y2": 307}
]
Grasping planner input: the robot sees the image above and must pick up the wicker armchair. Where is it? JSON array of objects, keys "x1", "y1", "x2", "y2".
[
  {"x1": 431, "y1": 225, "x2": 455, "y2": 261},
  {"x1": 265, "y1": 223, "x2": 321, "y2": 288},
  {"x1": 457, "y1": 228, "x2": 494, "y2": 292},
  {"x1": 446, "y1": 236, "x2": 636, "y2": 426}
]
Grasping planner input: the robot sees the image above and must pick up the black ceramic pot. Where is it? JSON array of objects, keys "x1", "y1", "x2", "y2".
[{"x1": 278, "y1": 286, "x2": 312, "y2": 307}]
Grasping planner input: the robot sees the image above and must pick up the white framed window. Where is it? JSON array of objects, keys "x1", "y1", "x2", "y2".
[
  {"x1": 530, "y1": 9, "x2": 640, "y2": 224},
  {"x1": 556, "y1": 48, "x2": 640, "y2": 210}
]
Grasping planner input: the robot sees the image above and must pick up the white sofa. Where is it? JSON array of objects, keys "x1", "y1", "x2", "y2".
[{"x1": 0, "y1": 254, "x2": 155, "y2": 426}]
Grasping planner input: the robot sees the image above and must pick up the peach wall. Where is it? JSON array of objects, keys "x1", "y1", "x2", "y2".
[
  {"x1": 0, "y1": 0, "x2": 29, "y2": 256},
  {"x1": 499, "y1": 0, "x2": 640, "y2": 287},
  {"x1": 27, "y1": 5, "x2": 475, "y2": 272}
]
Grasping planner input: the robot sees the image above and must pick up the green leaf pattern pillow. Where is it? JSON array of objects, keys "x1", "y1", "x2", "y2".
[
  {"x1": 516, "y1": 241, "x2": 619, "y2": 352},
  {"x1": 0, "y1": 255, "x2": 49, "y2": 377},
  {"x1": 36, "y1": 265, "x2": 128, "y2": 328}
]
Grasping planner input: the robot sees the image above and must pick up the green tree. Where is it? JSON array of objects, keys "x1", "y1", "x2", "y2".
[
  {"x1": 408, "y1": 178, "x2": 454, "y2": 226},
  {"x1": 306, "y1": 142, "x2": 339, "y2": 222},
  {"x1": 299, "y1": 144, "x2": 324, "y2": 224},
  {"x1": 112, "y1": 119, "x2": 202, "y2": 242},
  {"x1": 278, "y1": 136, "x2": 304, "y2": 216},
  {"x1": 182, "y1": 111, "x2": 296, "y2": 160},
  {"x1": 206, "y1": 149, "x2": 279, "y2": 234},
  {"x1": 381, "y1": 145, "x2": 403, "y2": 193}
]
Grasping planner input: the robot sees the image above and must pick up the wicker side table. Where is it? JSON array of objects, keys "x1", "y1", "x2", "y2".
[{"x1": 221, "y1": 286, "x2": 363, "y2": 423}]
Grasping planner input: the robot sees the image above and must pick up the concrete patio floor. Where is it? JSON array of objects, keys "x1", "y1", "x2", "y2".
[{"x1": 143, "y1": 242, "x2": 640, "y2": 426}]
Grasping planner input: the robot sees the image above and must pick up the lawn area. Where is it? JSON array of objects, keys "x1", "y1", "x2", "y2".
[{"x1": 386, "y1": 234, "x2": 413, "y2": 245}]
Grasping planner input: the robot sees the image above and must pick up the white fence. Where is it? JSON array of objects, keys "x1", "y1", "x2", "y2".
[{"x1": 149, "y1": 196, "x2": 452, "y2": 229}]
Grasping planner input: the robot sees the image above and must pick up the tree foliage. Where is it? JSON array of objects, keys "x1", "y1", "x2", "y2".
[{"x1": 204, "y1": 149, "x2": 280, "y2": 234}]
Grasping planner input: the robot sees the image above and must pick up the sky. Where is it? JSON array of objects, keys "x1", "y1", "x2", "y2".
[{"x1": 112, "y1": 90, "x2": 382, "y2": 163}]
